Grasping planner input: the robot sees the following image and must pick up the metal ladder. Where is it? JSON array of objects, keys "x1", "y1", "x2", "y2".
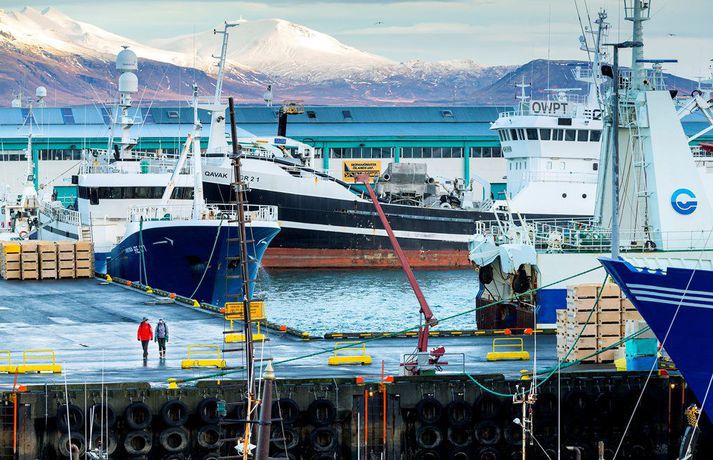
[
  {"x1": 0, "y1": 397, "x2": 16, "y2": 460},
  {"x1": 80, "y1": 225, "x2": 92, "y2": 242}
]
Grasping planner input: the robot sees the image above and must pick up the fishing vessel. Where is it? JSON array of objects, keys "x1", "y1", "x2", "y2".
[{"x1": 106, "y1": 86, "x2": 280, "y2": 306}]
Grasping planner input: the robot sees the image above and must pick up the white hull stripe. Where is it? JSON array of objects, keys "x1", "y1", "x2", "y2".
[
  {"x1": 279, "y1": 219, "x2": 473, "y2": 243},
  {"x1": 627, "y1": 283, "x2": 713, "y2": 300},
  {"x1": 635, "y1": 296, "x2": 713, "y2": 310},
  {"x1": 630, "y1": 289, "x2": 713, "y2": 303}
]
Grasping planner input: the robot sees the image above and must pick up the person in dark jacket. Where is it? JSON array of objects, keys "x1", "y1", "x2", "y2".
[
  {"x1": 155, "y1": 319, "x2": 169, "y2": 359},
  {"x1": 137, "y1": 318, "x2": 153, "y2": 359}
]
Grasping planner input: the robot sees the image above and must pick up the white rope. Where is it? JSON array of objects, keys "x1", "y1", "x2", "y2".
[{"x1": 188, "y1": 218, "x2": 225, "y2": 299}]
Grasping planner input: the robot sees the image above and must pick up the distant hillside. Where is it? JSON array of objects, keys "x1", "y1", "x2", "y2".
[{"x1": 1, "y1": 7, "x2": 696, "y2": 106}]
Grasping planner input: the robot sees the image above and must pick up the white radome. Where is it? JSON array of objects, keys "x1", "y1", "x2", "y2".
[
  {"x1": 35, "y1": 86, "x2": 47, "y2": 98},
  {"x1": 118, "y1": 72, "x2": 138, "y2": 93},
  {"x1": 116, "y1": 47, "x2": 138, "y2": 72}
]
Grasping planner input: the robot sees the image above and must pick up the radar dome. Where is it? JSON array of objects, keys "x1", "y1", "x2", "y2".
[
  {"x1": 35, "y1": 86, "x2": 47, "y2": 98},
  {"x1": 118, "y1": 72, "x2": 138, "y2": 93},
  {"x1": 116, "y1": 47, "x2": 138, "y2": 71}
]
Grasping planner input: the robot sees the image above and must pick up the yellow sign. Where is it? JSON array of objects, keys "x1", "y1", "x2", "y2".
[
  {"x1": 224, "y1": 300, "x2": 266, "y2": 321},
  {"x1": 343, "y1": 160, "x2": 381, "y2": 183}
]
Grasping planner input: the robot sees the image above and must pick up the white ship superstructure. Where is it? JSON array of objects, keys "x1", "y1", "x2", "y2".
[{"x1": 489, "y1": 10, "x2": 609, "y2": 216}]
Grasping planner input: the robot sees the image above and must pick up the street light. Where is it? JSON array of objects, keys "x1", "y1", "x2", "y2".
[{"x1": 602, "y1": 40, "x2": 643, "y2": 259}]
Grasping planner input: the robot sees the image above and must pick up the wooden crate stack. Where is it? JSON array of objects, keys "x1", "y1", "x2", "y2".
[
  {"x1": 557, "y1": 282, "x2": 643, "y2": 364},
  {"x1": 74, "y1": 241, "x2": 94, "y2": 278},
  {"x1": 20, "y1": 241, "x2": 39, "y2": 280},
  {"x1": 0, "y1": 242, "x2": 21, "y2": 280},
  {"x1": 0, "y1": 241, "x2": 94, "y2": 280},
  {"x1": 39, "y1": 242, "x2": 58, "y2": 280},
  {"x1": 56, "y1": 242, "x2": 76, "y2": 279}
]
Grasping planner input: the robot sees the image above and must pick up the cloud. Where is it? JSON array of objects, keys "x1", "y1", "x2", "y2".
[{"x1": 340, "y1": 22, "x2": 479, "y2": 36}]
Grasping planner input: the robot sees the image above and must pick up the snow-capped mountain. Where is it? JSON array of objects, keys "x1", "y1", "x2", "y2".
[{"x1": 0, "y1": 7, "x2": 696, "y2": 106}]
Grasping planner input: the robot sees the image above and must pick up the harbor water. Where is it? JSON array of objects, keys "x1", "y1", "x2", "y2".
[{"x1": 257, "y1": 268, "x2": 478, "y2": 334}]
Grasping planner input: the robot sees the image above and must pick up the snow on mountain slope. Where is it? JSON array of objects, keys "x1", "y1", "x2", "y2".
[{"x1": 153, "y1": 18, "x2": 395, "y2": 80}]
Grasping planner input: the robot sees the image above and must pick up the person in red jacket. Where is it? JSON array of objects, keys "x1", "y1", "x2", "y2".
[{"x1": 137, "y1": 317, "x2": 153, "y2": 359}]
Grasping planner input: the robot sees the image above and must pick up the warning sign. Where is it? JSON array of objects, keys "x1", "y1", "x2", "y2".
[{"x1": 342, "y1": 160, "x2": 382, "y2": 183}]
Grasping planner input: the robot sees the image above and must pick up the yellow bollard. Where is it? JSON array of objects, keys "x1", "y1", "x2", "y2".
[{"x1": 167, "y1": 378, "x2": 178, "y2": 389}]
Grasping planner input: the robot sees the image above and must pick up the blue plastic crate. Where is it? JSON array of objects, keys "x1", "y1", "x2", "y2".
[
  {"x1": 625, "y1": 337, "x2": 658, "y2": 357},
  {"x1": 626, "y1": 355, "x2": 658, "y2": 372}
]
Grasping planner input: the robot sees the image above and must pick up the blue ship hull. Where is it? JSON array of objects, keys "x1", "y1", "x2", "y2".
[
  {"x1": 107, "y1": 222, "x2": 279, "y2": 306},
  {"x1": 601, "y1": 258, "x2": 713, "y2": 417}
]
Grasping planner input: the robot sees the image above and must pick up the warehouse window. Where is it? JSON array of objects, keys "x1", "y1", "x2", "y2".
[
  {"x1": 441, "y1": 110, "x2": 454, "y2": 119},
  {"x1": 342, "y1": 110, "x2": 352, "y2": 120},
  {"x1": 307, "y1": 111, "x2": 317, "y2": 119},
  {"x1": 166, "y1": 111, "x2": 179, "y2": 119}
]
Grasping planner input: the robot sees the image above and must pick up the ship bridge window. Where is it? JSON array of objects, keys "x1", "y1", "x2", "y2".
[
  {"x1": 526, "y1": 129, "x2": 538, "y2": 140},
  {"x1": 539, "y1": 129, "x2": 552, "y2": 141},
  {"x1": 590, "y1": 130, "x2": 602, "y2": 142},
  {"x1": 518, "y1": 129, "x2": 525, "y2": 140},
  {"x1": 553, "y1": 129, "x2": 564, "y2": 141},
  {"x1": 577, "y1": 130, "x2": 589, "y2": 142},
  {"x1": 498, "y1": 130, "x2": 504, "y2": 142},
  {"x1": 510, "y1": 129, "x2": 518, "y2": 141},
  {"x1": 565, "y1": 130, "x2": 576, "y2": 142}
]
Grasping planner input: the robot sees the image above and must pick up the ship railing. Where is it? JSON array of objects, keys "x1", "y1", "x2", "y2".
[
  {"x1": 127, "y1": 204, "x2": 278, "y2": 223},
  {"x1": 39, "y1": 201, "x2": 81, "y2": 227}
]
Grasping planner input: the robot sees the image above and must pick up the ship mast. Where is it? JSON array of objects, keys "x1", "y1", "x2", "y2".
[{"x1": 205, "y1": 23, "x2": 238, "y2": 156}]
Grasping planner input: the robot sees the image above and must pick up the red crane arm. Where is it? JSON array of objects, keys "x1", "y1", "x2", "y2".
[{"x1": 356, "y1": 174, "x2": 437, "y2": 352}]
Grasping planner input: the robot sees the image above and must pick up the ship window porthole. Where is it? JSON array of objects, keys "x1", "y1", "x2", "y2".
[
  {"x1": 582, "y1": 193, "x2": 587, "y2": 199},
  {"x1": 562, "y1": 193, "x2": 567, "y2": 198}
]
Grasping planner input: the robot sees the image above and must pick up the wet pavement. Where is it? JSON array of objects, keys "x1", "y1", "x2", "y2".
[{"x1": 0, "y1": 278, "x2": 559, "y2": 386}]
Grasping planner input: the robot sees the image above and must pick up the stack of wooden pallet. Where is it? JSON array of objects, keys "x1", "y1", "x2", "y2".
[
  {"x1": 0, "y1": 241, "x2": 94, "y2": 280},
  {"x1": 557, "y1": 282, "x2": 643, "y2": 364},
  {"x1": 0, "y1": 242, "x2": 21, "y2": 280},
  {"x1": 20, "y1": 242, "x2": 39, "y2": 280},
  {"x1": 39, "y1": 241, "x2": 58, "y2": 280}
]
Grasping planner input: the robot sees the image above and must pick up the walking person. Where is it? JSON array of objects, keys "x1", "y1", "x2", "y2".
[
  {"x1": 137, "y1": 317, "x2": 153, "y2": 360},
  {"x1": 155, "y1": 319, "x2": 169, "y2": 359}
]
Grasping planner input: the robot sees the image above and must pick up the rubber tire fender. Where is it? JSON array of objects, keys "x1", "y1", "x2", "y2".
[
  {"x1": 56, "y1": 432, "x2": 86, "y2": 457},
  {"x1": 272, "y1": 398, "x2": 300, "y2": 425},
  {"x1": 473, "y1": 420, "x2": 501, "y2": 446},
  {"x1": 503, "y1": 422, "x2": 522, "y2": 446},
  {"x1": 160, "y1": 399, "x2": 189, "y2": 427},
  {"x1": 449, "y1": 449, "x2": 471, "y2": 460},
  {"x1": 159, "y1": 427, "x2": 189, "y2": 453},
  {"x1": 310, "y1": 455, "x2": 335, "y2": 460},
  {"x1": 414, "y1": 449, "x2": 441, "y2": 460},
  {"x1": 89, "y1": 403, "x2": 116, "y2": 428},
  {"x1": 307, "y1": 398, "x2": 336, "y2": 427},
  {"x1": 196, "y1": 397, "x2": 221, "y2": 425},
  {"x1": 415, "y1": 396, "x2": 443, "y2": 425},
  {"x1": 196, "y1": 424, "x2": 223, "y2": 449},
  {"x1": 473, "y1": 394, "x2": 502, "y2": 420},
  {"x1": 161, "y1": 455, "x2": 185, "y2": 460},
  {"x1": 271, "y1": 425, "x2": 300, "y2": 450},
  {"x1": 200, "y1": 453, "x2": 221, "y2": 460},
  {"x1": 475, "y1": 447, "x2": 500, "y2": 460},
  {"x1": 273, "y1": 452, "x2": 297, "y2": 460},
  {"x1": 124, "y1": 401, "x2": 153, "y2": 430},
  {"x1": 533, "y1": 392, "x2": 557, "y2": 421},
  {"x1": 446, "y1": 400, "x2": 472, "y2": 427},
  {"x1": 309, "y1": 426, "x2": 337, "y2": 452},
  {"x1": 479, "y1": 264, "x2": 494, "y2": 285},
  {"x1": 56, "y1": 404, "x2": 84, "y2": 433},
  {"x1": 447, "y1": 425, "x2": 473, "y2": 448},
  {"x1": 90, "y1": 430, "x2": 118, "y2": 455},
  {"x1": 123, "y1": 430, "x2": 152, "y2": 455},
  {"x1": 415, "y1": 425, "x2": 443, "y2": 450}
]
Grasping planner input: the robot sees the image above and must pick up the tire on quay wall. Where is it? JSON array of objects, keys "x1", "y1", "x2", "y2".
[
  {"x1": 533, "y1": 392, "x2": 557, "y2": 421},
  {"x1": 56, "y1": 432, "x2": 86, "y2": 457},
  {"x1": 414, "y1": 449, "x2": 441, "y2": 460},
  {"x1": 309, "y1": 426, "x2": 338, "y2": 452},
  {"x1": 159, "y1": 427, "x2": 190, "y2": 453},
  {"x1": 273, "y1": 398, "x2": 301, "y2": 425},
  {"x1": 415, "y1": 425, "x2": 443, "y2": 450},
  {"x1": 124, "y1": 401, "x2": 153, "y2": 430},
  {"x1": 56, "y1": 404, "x2": 84, "y2": 433},
  {"x1": 473, "y1": 394, "x2": 502, "y2": 421},
  {"x1": 200, "y1": 453, "x2": 220, "y2": 460},
  {"x1": 307, "y1": 398, "x2": 337, "y2": 427},
  {"x1": 161, "y1": 399, "x2": 190, "y2": 427},
  {"x1": 415, "y1": 396, "x2": 443, "y2": 425},
  {"x1": 475, "y1": 447, "x2": 500, "y2": 460},
  {"x1": 273, "y1": 452, "x2": 298, "y2": 460},
  {"x1": 474, "y1": 420, "x2": 501, "y2": 446},
  {"x1": 271, "y1": 425, "x2": 300, "y2": 451},
  {"x1": 446, "y1": 400, "x2": 472, "y2": 427},
  {"x1": 449, "y1": 449, "x2": 471, "y2": 460},
  {"x1": 89, "y1": 403, "x2": 116, "y2": 428},
  {"x1": 91, "y1": 431, "x2": 118, "y2": 455},
  {"x1": 123, "y1": 430, "x2": 153, "y2": 456},
  {"x1": 447, "y1": 425, "x2": 472, "y2": 448},
  {"x1": 503, "y1": 422, "x2": 522, "y2": 446},
  {"x1": 196, "y1": 424, "x2": 224, "y2": 450},
  {"x1": 196, "y1": 397, "x2": 221, "y2": 425}
]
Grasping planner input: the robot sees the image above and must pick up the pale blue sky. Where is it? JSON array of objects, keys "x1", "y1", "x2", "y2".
[{"x1": 8, "y1": 1, "x2": 713, "y2": 78}]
